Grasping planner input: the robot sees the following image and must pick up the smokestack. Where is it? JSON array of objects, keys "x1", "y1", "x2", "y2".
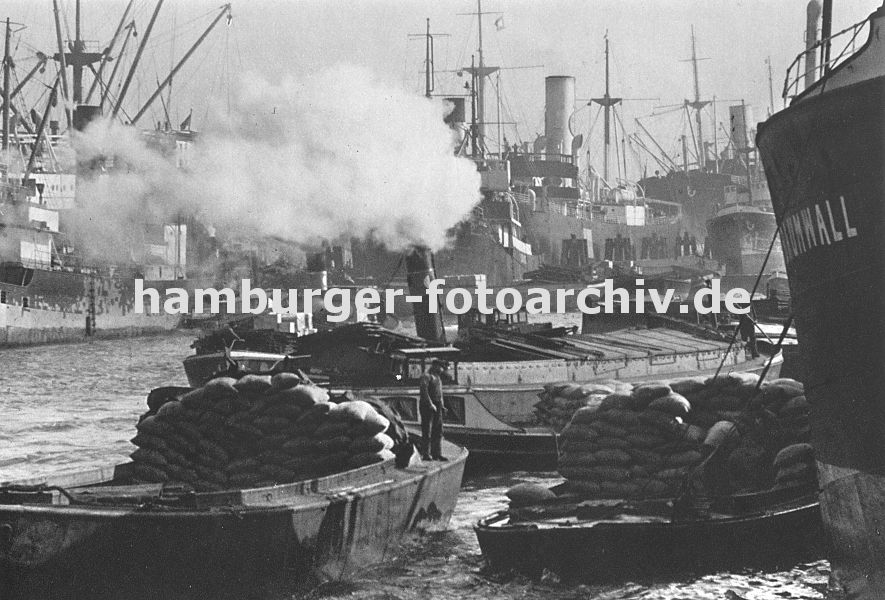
[
  {"x1": 805, "y1": 0, "x2": 822, "y2": 89},
  {"x1": 405, "y1": 246, "x2": 446, "y2": 344},
  {"x1": 544, "y1": 76, "x2": 575, "y2": 158}
]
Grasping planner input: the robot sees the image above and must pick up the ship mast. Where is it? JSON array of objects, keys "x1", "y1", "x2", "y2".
[
  {"x1": 591, "y1": 33, "x2": 622, "y2": 182},
  {"x1": 460, "y1": 0, "x2": 499, "y2": 155},
  {"x1": 683, "y1": 26, "x2": 710, "y2": 170},
  {"x1": 2, "y1": 18, "x2": 10, "y2": 155}
]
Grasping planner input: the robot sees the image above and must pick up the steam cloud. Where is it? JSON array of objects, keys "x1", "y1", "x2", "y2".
[{"x1": 72, "y1": 64, "x2": 481, "y2": 261}]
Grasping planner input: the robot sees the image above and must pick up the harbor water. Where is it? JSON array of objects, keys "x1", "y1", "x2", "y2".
[{"x1": 0, "y1": 332, "x2": 828, "y2": 599}]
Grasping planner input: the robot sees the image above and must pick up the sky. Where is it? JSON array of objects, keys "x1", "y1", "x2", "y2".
[{"x1": 2, "y1": 0, "x2": 877, "y2": 180}]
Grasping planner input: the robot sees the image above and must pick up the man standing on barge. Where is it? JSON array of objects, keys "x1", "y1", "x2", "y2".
[{"x1": 419, "y1": 360, "x2": 448, "y2": 461}]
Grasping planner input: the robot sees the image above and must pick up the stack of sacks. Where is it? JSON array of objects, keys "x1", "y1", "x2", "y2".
[
  {"x1": 505, "y1": 482, "x2": 557, "y2": 507},
  {"x1": 558, "y1": 381, "x2": 705, "y2": 498},
  {"x1": 129, "y1": 373, "x2": 395, "y2": 491},
  {"x1": 535, "y1": 380, "x2": 633, "y2": 431},
  {"x1": 772, "y1": 443, "x2": 816, "y2": 489},
  {"x1": 556, "y1": 373, "x2": 813, "y2": 499}
]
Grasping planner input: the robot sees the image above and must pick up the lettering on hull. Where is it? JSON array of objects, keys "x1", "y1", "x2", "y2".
[{"x1": 780, "y1": 195, "x2": 858, "y2": 265}]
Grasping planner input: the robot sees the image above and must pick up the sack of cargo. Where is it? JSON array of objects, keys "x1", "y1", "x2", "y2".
[
  {"x1": 197, "y1": 439, "x2": 230, "y2": 466},
  {"x1": 559, "y1": 451, "x2": 599, "y2": 468},
  {"x1": 569, "y1": 406, "x2": 602, "y2": 426},
  {"x1": 346, "y1": 449, "x2": 396, "y2": 469},
  {"x1": 704, "y1": 421, "x2": 739, "y2": 448},
  {"x1": 268, "y1": 385, "x2": 330, "y2": 410},
  {"x1": 594, "y1": 436, "x2": 630, "y2": 450},
  {"x1": 350, "y1": 413, "x2": 391, "y2": 438},
  {"x1": 348, "y1": 433, "x2": 395, "y2": 454},
  {"x1": 283, "y1": 457, "x2": 315, "y2": 475},
  {"x1": 145, "y1": 386, "x2": 190, "y2": 412},
  {"x1": 159, "y1": 445, "x2": 187, "y2": 468},
  {"x1": 228, "y1": 472, "x2": 262, "y2": 488},
  {"x1": 225, "y1": 458, "x2": 261, "y2": 475},
  {"x1": 596, "y1": 408, "x2": 642, "y2": 428},
  {"x1": 233, "y1": 374, "x2": 273, "y2": 394},
  {"x1": 203, "y1": 377, "x2": 239, "y2": 399},
  {"x1": 558, "y1": 383, "x2": 591, "y2": 400},
  {"x1": 506, "y1": 483, "x2": 556, "y2": 507},
  {"x1": 773, "y1": 443, "x2": 814, "y2": 469},
  {"x1": 775, "y1": 462, "x2": 813, "y2": 483},
  {"x1": 582, "y1": 466, "x2": 630, "y2": 481},
  {"x1": 600, "y1": 481, "x2": 640, "y2": 498},
  {"x1": 559, "y1": 424, "x2": 598, "y2": 441},
  {"x1": 132, "y1": 463, "x2": 169, "y2": 483},
  {"x1": 194, "y1": 464, "x2": 228, "y2": 485},
  {"x1": 312, "y1": 421, "x2": 352, "y2": 440},
  {"x1": 262, "y1": 403, "x2": 304, "y2": 421},
  {"x1": 656, "y1": 466, "x2": 692, "y2": 481},
  {"x1": 560, "y1": 439, "x2": 600, "y2": 454},
  {"x1": 708, "y1": 395, "x2": 745, "y2": 412},
  {"x1": 271, "y1": 372, "x2": 303, "y2": 391},
  {"x1": 252, "y1": 416, "x2": 291, "y2": 434},
  {"x1": 627, "y1": 448, "x2": 664, "y2": 467},
  {"x1": 670, "y1": 376, "x2": 708, "y2": 396},
  {"x1": 762, "y1": 378, "x2": 804, "y2": 402},
  {"x1": 180, "y1": 387, "x2": 211, "y2": 410},
  {"x1": 684, "y1": 424, "x2": 707, "y2": 444},
  {"x1": 193, "y1": 480, "x2": 224, "y2": 492},
  {"x1": 156, "y1": 400, "x2": 186, "y2": 421},
  {"x1": 131, "y1": 447, "x2": 168, "y2": 468},
  {"x1": 630, "y1": 478, "x2": 672, "y2": 497},
  {"x1": 162, "y1": 431, "x2": 195, "y2": 455},
  {"x1": 598, "y1": 394, "x2": 633, "y2": 412},
  {"x1": 664, "y1": 450, "x2": 703, "y2": 468},
  {"x1": 567, "y1": 480, "x2": 601, "y2": 495},
  {"x1": 135, "y1": 415, "x2": 170, "y2": 437},
  {"x1": 591, "y1": 449, "x2": 632, "y2": 466},
  {"x1": 589, "y1": 420, "x2": 628, "y2": 439},
  {"x1": 258, "y1": 464, "x2": 297, "y2": 483},
  {"x1": 631, "y1": 382, "x2": 672, "y2": 407},
  {"x1": 313, "y1": 451, "x2": 350, "y2": 475},
  {"x1": 131, "y1": 432, "x2": 168, "y2": 453},
  {"x1": 164, "y1": 463, "x2": 197, "y2": 484},
  {"x1": 637, "y1": 412, "x2": 683, "y2": 437},
  {"x1": 280, "y1": 437, "x2": 314, "y2": 455},
  {"x1": 210, "y1": 397, "x2": 240, "y2": 416},
  {"x1": 557, "y1": 466, "x2": 598, "y2": 480},
  {"x1": 625, "y1": 432, "x2": 668, "y2": 449},
  {"x1": 779, "y1": 395, "x2": 809, "y2": 418},
  {"x1": 313, "y1": 436, "x2": 352, "y2": 454},
  {"x1": 647, "y1": 392, "x2": 691, "y2": 417}
]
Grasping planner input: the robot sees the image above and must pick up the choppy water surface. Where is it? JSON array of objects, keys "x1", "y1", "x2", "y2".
[{"x1": 0, "y1": 333, "x2": 829, "y2": 599}]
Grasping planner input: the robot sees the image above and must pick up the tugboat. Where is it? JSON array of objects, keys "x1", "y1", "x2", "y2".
[{"x1": 756, "y1": 1, "x2": 885, "y2": 597}]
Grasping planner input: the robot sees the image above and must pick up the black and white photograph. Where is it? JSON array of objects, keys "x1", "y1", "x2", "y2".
[{"x1": 0, "y1": 0, "x2": 880, "y2": 598}]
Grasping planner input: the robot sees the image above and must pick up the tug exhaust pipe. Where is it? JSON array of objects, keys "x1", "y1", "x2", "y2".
[{"x1": 405, "y1": 246, "x2": 447, "y2": 345}]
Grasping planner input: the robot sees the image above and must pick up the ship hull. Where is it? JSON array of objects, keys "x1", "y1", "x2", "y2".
[
  {"x1": 757, "y1": 74, "x2": 885, "y2": 598},
  {"x1": 0, "y1": 268, "x2": 181, "y2": 347}
]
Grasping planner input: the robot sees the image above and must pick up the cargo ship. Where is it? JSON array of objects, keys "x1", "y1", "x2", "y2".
[
  {"x1": 350, "y1": 12, "x2": 719, "y2": 290},
  {"x1": 0, "y1": 3, "x2": 230, "y2": 346},
  {"x1": 756, "y1": 1, "x2": 885, "y2": 596}
]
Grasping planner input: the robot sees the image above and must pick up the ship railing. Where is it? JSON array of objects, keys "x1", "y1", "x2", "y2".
[
  {"x1": 506, "y1": 152, "x2": 575, "y2": 165},
  {"x1": 783, "y1": 17, "x2": 869, "y2": 100}
]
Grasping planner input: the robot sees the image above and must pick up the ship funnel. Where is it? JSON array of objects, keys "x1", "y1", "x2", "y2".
[
  {"x1": 405, "y1": 246, "x2": 447, "y2": 345},
  {"x1": 544, "y1": 76, "x2": 575, "y2": 159},
  {"x1": 805, "y1": 0, "x2": 822, "y2": 88}
]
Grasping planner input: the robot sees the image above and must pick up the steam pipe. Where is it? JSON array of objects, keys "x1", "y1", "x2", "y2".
[
  {"x1": 112, "y1": 0, "x2": 164, "y2": 120},
  {"x1": 805, "y1": 0, "x2": 822, "y2": 88},
  {"x1": 131, "y1": 4, "x2": 231, "y2": 125},
  {"x1": 405, "y1": 246, "x2": 447, "y2": 345},
  {"x1": 822, "y1": 0, "x2": 832, "y2": 69}
]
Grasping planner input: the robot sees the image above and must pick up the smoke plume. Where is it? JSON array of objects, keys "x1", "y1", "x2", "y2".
[{"x1": 72, "y1": 64, "x2": 481, "y2": 261}]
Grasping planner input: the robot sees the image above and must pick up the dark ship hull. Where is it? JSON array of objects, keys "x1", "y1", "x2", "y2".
[
  {"x1": 0, "y1": 265, "x2": 181, "y2": 346},
  {"x1": 756, "y1": 8, "x2": 885, "y2": 595}
]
